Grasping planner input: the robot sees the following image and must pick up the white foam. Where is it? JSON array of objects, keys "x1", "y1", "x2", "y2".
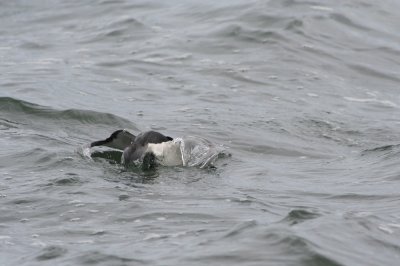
[
  {"x1": 147, "y1": 136, "x2": 223, "y2": 168},
  {"x1": 178, "y1": 136, "x2": 223, "y2": 168},
  {"x1": 310, "y1": 6, "x2": 334, "y2": 11},
  {"x1": 344, "y1": 97, "x2": 397, "y2": 107},
  {"x1": 79, "y1": 145, "x2": 93, "y2": 159}
]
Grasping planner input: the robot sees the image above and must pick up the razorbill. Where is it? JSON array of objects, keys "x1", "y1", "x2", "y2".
[{"x1": 90, "y1": 130, "x2": 183, "y2": 167}]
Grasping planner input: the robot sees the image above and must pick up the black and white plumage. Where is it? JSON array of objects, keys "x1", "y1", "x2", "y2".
[{"x1": 90, "y1": 130, "x2": 183, "y2": 167}]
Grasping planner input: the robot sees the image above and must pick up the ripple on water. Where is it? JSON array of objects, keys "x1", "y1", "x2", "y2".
[
  {"x1": 36, "y1": 246, "x2": 68, "y2": 261},
  {"x1": 49, "y1": 175, "x2": 84, "y2": 186},
  {"x1": 185, "y1": 225, "x2": 343, "y2": 266},
  {"x1": 281, "y1": 209, "x2": 321, "y2": 226},
  {"x1": 76, "y1": 251, "x2": 147, "y2": 265},
  {"x1": 0, "y1": 97, "x2": 137, "y2": 129},
  {"x1": 1, "y1": 1, "x2": 400, "y2": 265}
]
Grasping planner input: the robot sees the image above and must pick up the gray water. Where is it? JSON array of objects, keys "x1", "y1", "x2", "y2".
[{"x1": 1, "y1": 1, "x2": 400, "y2": 265}]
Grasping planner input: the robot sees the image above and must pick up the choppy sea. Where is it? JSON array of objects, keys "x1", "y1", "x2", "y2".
[{"x1": 1, "y1": 1, "x2": 400, "y2": 265}]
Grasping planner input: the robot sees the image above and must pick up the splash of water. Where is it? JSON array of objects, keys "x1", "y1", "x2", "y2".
[{"x1": 175, "y1": 136, "x2": 224, "y2": 168}]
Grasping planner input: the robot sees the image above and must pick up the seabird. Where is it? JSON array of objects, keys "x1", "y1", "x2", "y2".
[{"x1": 90, "y1": 130, "x2": 183, "y2": 168}]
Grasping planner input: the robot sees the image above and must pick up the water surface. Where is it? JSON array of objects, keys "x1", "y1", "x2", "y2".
[{"x1": 1, "y1": 1, "x2": 400, "y2": 265}]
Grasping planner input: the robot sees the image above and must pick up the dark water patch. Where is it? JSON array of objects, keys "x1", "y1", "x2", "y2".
[
  {"x1": 285, "y1": 19, "x2": 304, "y2": 31},
  {"x1": 210, "y1": 23, "x2": 287, "y2": 44},
  {"x1": 9, "y1": 197, "x2": 42, "y2": 205},
  {"x1": 19, "y1": 41, "x2": 51, "y2": 50},
  {"x1": 301, "y1": 253, "x2": 343, "y2": 266},
  {"x1": 104, "y1": 29, "x2": 126, "y2": 37},
  {"x1": 0, "y1": 146, "x2": 64, "y2": 171},
  {"x1": 356, "y1": 144, "x2": 400, "y2": 181},
  {"x1": 237, "y1": 11, "x2": 296, "y2": 29},
  {"x1": 34, "y1": 151, "x2": 58, "y2": 165},
  {"x1": 79, "y1": 17, "x2": 150, "y2": 44},
  {"x1": 91, "y1": 150, "x2": 123, "y2": 164},
  {"x1": 232, "y1": 7, "x2": 306, "y2": 36},
  {"x1": 0, "y1": 97, "x2": 47, "y2": 113},
  {"x1": 326, "y1": 193, "x2": 395, "y2": 201},
  {"x1": 0, "y1": 97, "x2": 136, "y2": 129},
  {"x1": 294, "y1": 117, "x2": 363, "y2": 147},
  {"x1": 76, "y1": 251, "x2": 147, "y2": 265},
  {"x1": 105, "y1": 168, "x2": 160, "y2": 185},
  {"x1": 118, "y1": 194, "x2": 130, "y2": 201},
  {"x1": 363, "y1": 144, "x2": 400, "y2": 153},
  {"x1": 217, "y1": 68, "x2": 273, "y2": 86},
  {"x1": 0, "y1": 214, "x2": 17, "y2": 223},
  {"x1": 49, "y1": 176, "x2": 84, "y2": 186},
  {"x1": 198, "y1": 93, "x2": 232, "y2": 104},
  {"x1": 91, "y1": 230, "x2": 107, "y2": 236},
  {"x1": 281, "y1": 209, "x2": 321, "y2": 225},
  {"x1": 260, "y1": 229, "x2": 343, "y2": 266},
  {"x1": 189, "y1": 225, "x2": 343, "y2": 266},
  {"x1": 96, "y1": 164, "x2": 160, "y2": 186},
  {"x1": 61, "y1": 228, "x2": 108, "y2": 237},
  {"x1": 96, "y1": 58, "x2": 137, "y2": 68},
  {"x1": 273, "y1": 0, "x2": 318, "y2": 8},
  {"x1": 188, "y1": 253, "x2": 261, "y2": 265},
  {"x1": 329, "y1": 13, "x2": 372, "y2": 32},
  {"x1": 60, "y1": 110, "x2": 129, "y2": 125},
  {"x1": 99, "y1": 0, "x2": 126, "y2": 5},
  {"x1": 222, "y1": 220, "x2": 257, "y2": 238},
  {"x1": 361, "y1": 144, "x2": 400, "y2": 157},
  {"x1": 0, "y1": 118, "x2": 20, "y2": 130},
  {"x1": 107, "y1": 16, "x2": 145, "y2": 29},
  {"x1": 36, "y1": 246, "x2": 67, "y2": 261}
]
